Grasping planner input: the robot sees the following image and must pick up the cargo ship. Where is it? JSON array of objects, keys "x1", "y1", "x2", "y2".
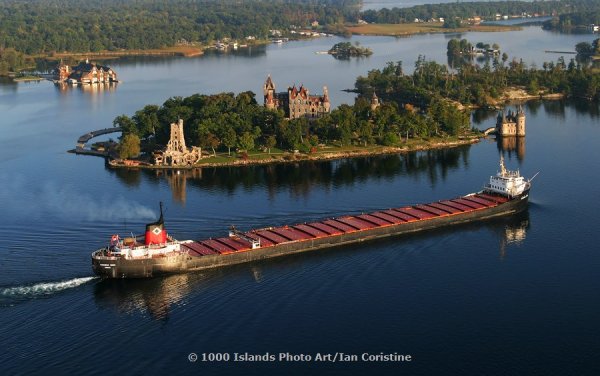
[{"x1": 92, "y1": 157, "x2": 534, "y2": 278}]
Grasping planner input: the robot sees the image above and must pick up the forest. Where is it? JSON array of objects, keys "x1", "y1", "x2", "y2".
[
  {"x1": 0, "y1": 48, "x2": 33, "y2": 76},
  {"x1": 0, "y1": 0, "x2": 360, "y2": 55},
  {"x1": 543, "y1": 10, "x2": 600, "y2": 31},
  {"x1": 355, "y1": 49, "x2": 600, "y2": 109},
  {"x1": 2, "y1": 0, "x2": 600, "y2": 77}
]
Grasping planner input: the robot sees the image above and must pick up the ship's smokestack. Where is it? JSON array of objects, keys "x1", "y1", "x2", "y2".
[{"x1": 145, "y1": 202, "x2": 167, "y2": 246}]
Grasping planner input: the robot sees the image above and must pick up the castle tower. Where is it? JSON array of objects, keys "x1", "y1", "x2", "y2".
[
  {"x1": 370, "y1": 91, "x2": 380, "y2": 111},
  {"x1": 166, "y1": 119, "x2": 187, "y2": 153},
  {"x1": 322, "y1": 86, "x2": 330, "y2": 113},
  {"x1": 263, "y1": 75, "x2": 277, "y2": 110},
  {"x1": 516, "y1": 105, "x2": 526, "y2": 136},
  {"x1": 56, "y1": 59, "x2": 71, "y2": 82},
  {"x1": 263, "y1": 75, "x2": 275, "y2": 97}
]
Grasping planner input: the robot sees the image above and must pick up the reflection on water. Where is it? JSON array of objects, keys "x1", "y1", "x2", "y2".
[
  {"x1": 498, "y1": 211, "x2": 530, "y2": 260},
  {"x1": 94, "y1": 274, "x2": 195, "y2": 320},
  {"x1": 55, "y1": 82, "x2": 118, "y2": 94},
  {"x1": 497, "y1": 136, "x2": 526, "y2": 161},
  {"x1": 0, "y1": 77, "x2": 17, "y2": 93},
  {"x1": 159, "y1": 169, "x2": 202, "y2": 204},
  {"x1": 107, "y1": 147, "x2": 472, "y2": 201}
]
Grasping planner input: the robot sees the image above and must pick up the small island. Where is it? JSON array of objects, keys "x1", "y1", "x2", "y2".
[
  {"x1": 93, "y1": 74, "x2": 476, "y2": 169},
  {"x1": 328, "y1": 42, "x2": 373, "y2": 59}
]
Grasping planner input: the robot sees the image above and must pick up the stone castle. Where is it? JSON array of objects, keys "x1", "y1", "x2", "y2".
[
  {"x1": 153, "y1": 119, "x2": 202, "y2": 166},
  {"x1": 496, "y1": 106, "x2": 526, "y2": 137},
  {"x1": 263, "y1": 75, "x2": 330, "y2": 119}
]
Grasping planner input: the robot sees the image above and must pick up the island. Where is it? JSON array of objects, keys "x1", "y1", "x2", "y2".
[{"x1": 328, "y1": 42, "x2": 373, "y2": 59}]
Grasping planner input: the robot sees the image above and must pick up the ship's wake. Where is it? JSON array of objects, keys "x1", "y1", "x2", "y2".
[{"x1": 0, "y1": 276, "x2": 98, "y2": 305}]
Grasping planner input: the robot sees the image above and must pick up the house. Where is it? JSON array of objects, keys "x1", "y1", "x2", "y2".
[{"x1": 55, "y1": 59, "x2": 117, "y2": 85}]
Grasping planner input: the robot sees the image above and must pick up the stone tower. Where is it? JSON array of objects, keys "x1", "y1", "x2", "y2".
[
  {"x1": 166, "y1": 119, "x2": 187, "y2": 153},
  {"x1": 154, "y1": 119, "x2": 202, "y2": 166},
  {"x1": 322, "y1": 86, "x2": 330, "y2": 113},
  {"x1": 370, "y1": 91, "x2": 380, "y2": 111},
  {"x1": 263, "y1": 75, "x2": 277, "y2": 110},
  {"x1": 516, "y1": 105, "x2": 526, "y2": 136}
]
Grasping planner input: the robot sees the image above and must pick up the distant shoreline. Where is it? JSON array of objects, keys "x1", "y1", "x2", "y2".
[
  {"x1": 40, "y1": 45, "x2": 206, "y2": 61},
  {"x1": 345, "y1": 22, "x2": 521, "y2": 36}
]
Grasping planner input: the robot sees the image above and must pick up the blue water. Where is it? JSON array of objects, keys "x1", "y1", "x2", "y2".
[{"x1": 1, "y1": 26, "x2": 600, "y2": 375}]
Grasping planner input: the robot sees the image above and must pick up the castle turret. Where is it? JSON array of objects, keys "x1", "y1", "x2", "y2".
[
  {"x1": 263, "y1": 75, "x2": 277, "y2": 109},
  {"x1": 516, "y1": 105, "x2": 526, "y2": 136},
  {"x1": 370, "y1": 91, "x2": 380, "y2": 111},
  {"x1": 263, "y1": 75, "x2": 275, "y2": 97}
]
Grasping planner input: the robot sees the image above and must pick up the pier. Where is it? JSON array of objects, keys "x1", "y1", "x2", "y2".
[
  {"x1": 70, "y1": 127, "x2": 122, "y2": 157},
  {"x1": 544, "y1": 50, "x2": 576, "y2": 54}
]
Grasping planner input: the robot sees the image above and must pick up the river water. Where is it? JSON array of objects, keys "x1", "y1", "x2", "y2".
[{"x1": 1, "y1": 26, "x2": 600, "y2": 375}]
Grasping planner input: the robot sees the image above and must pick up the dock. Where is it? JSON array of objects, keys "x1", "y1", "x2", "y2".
[{"x1": 70, "y1": 127, "x2": 122, "y2": 157}]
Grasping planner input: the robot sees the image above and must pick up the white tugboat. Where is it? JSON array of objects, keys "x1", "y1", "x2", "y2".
[{"x1": 484, "y1": 155, "x2": 531, "y2": 198}]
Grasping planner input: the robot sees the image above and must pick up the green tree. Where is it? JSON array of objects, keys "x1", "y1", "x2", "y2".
[
  {"x1": 118, "y1": 133, "x2": 141, "y2": 159},
  {"x1": 382, "y1": 131, "x2": 399, "y2": 146},
  {"x1": 357, "y1": 120, "x2": 374, "y2": 146},
  {"x1": 265, "y1": 135, "x2": 277, "y2": 154},
  {"x1": 113, "y1": 115, "x2": 137, "y2": 136},
  {"x1": 237, "y1": 132, "x2": 255, "y2": 152},
  {"x1": 204, "y1": 133, "x2": 220, "y2": 156},
  {"x1": 222, "y1": 126, "x2": 237, "y2": 156}
]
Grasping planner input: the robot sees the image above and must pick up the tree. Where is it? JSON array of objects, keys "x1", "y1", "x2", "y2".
[
  {"x1": 575, "y1": 42, "x2": 594, "y2": 57},
  {"x1": 357, "y1": 120, "x2": 374, "y2": 146},
  {"x1": 205, "y1": 133, "x2": 220, "y2": 156},
  {"x1": 222, "y1": 126, "x2": 237, "y2": 156},
  {"x1": 527, "y1": 78, "x2": 539, "y2": 95},
  {"x1": 265, "y1": 135, "x2": 276, "y2": 154},
  {"x1": 382, "y1": 131, "x2": 399, "y2": 146},
  {"x1": 237, "y1": 132, "x2": 255, "y2": 152},
  {"x1": 118, "y1": 134, "x2": 141, "y2": 159},
  {"x1": 113, "y1": 115, "x2": 137, "y2": 136}
]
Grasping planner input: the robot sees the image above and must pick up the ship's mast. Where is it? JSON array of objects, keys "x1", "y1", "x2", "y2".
[{"x1": 499, "y1": 155, "x2": 507, "y2": 176}]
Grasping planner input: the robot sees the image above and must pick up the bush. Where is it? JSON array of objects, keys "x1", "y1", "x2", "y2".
[{"x1": 382, "y1": 132, "x2": 399, "y2": 146}]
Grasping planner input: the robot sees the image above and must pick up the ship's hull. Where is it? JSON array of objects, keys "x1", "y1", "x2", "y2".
[{"x1": 92, "y1": 190, "x2": 529, "y2": 278}]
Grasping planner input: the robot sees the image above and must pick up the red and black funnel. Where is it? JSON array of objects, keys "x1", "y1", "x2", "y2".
[{"x1": 145, "y1": 202, "x2": 167, "y2": 246}]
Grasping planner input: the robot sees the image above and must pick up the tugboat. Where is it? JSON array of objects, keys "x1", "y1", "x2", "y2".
[{"x1": 92, "y1": 157, "x2": 534, "y2": 278}]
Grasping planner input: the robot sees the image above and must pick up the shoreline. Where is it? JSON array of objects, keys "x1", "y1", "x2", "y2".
[
  {"x1": 107, "y1": 138, "x2": 480, "y2": 170},
  {"x1": 491, "y1": 88, "x2": 565, "y2": 106},
  {"x1": 37, "y1": 40, "x2": 276, "y2": 62},
  {"x1": 345, "y1": 22, "x2": 521, "y2": 37}
]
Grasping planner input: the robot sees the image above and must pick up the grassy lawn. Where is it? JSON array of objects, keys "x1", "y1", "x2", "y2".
[
  {"x1": 346, "y1": 22, "x2": 519, "y2": 36},
  {"x1": 193, "y1": 137, "x2": 473, "y2": 166},
  {"x1": 13, "y1": 75, "x2": 43, "y2": 82},
  {"x1": 42, "y1": 45, "x2": 205, "y2": 60}
]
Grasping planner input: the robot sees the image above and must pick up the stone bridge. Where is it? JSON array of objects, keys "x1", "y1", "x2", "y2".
[{"x1": 483, "y1": 127, "x2": 497, "y2": 136}]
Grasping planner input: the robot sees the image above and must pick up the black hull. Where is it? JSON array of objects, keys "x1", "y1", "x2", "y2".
[{"x1": 92, "y1": 190, "x2": 529, "y2": 278}]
